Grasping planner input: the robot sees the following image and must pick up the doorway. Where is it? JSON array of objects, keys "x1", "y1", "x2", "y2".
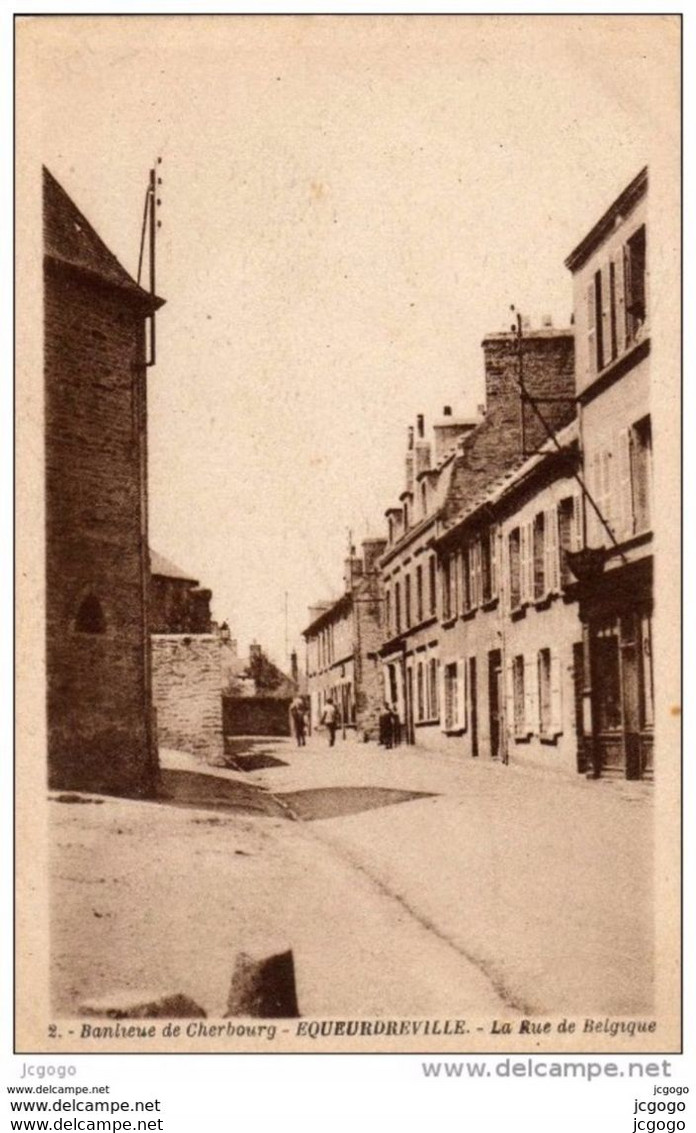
[
  {"x1": 488, "y1": 650, "x2": 502, "y2": 760},
  {"x1": 469, "y1": 657, "x2": 478, "y2": 758}
]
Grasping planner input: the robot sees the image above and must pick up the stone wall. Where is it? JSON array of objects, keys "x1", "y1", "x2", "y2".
[
  {"x1": 44, "y1": 262, "x2": 156, "y2": 796},
  {"x1": 152, "y1": 635, "x2": 224, "y2": 763},
  {"x1": 222, "y1": 697, "x2": 292, "y2": 738}
]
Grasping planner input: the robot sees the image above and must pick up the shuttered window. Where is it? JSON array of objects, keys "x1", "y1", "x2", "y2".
[
  {"x1": 509, "y1": 528, "x2": 521, "y2": 610},
  {"x1": 512, "y1": 655, "x2": 525, "y2": 737},
  {"x1": 533, "y1": 513, "x2": 546, "y2": 599}
]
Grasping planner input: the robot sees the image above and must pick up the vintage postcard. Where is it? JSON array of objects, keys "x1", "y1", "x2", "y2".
[{"x1": 15, "y1": 13, "x2": 681, "y2": 1054}]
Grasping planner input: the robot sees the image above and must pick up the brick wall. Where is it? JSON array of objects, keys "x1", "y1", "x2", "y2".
[
  {"x1": 152, "y1": 635, "x2": 225, "y2": 763},
  {"x1": 45, "y1": 263, "x2": 156, "y2": 796},
  {"x1": 444, "y1": 331, "x2": 575, "y2": 521}
]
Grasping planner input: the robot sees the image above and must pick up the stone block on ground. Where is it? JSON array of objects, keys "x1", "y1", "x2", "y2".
[
  {"x1": 79, "y1": 991, "x2": 206, "y2": 1019},
  {"x1": 225, "y1": 950, "x2": 299, "y2": 1018}
]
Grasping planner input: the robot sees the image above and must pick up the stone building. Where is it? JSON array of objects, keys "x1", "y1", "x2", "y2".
[
  {"x1": 379, "y1": 413, "x2": 478, "y2": 748},
  {"x1": 565, "y1": 168, "x2": 653, "y2": 780},
  {"x1": 149, "y1": 550, "x2": 213, "y2": 634},
  {"x1": 149, "y1": 552, "x2": 230, "y2": 765},
  {"x1": 380, "y1": 327, "x2": 575, "y2": 752},
  {"x1": 303, "y1": 538, "x2": 386, "y2": 740},
  {"x1": 435, "y1": 420, "x2": 584, "y2": 773},
  {"x1": 44, "y1": 167, "x2": 164, "y2": 795}
]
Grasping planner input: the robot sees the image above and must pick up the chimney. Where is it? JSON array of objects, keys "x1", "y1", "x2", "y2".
[
  {"x1": 344, "y1": 550, "x2": 364, "y2": 592},
  {"x1": 405, "y1": 425, "x2": 415, "y2": 494},
  {"x1": 432, "y1": 411, "x2": 479, "y2": 462},
  {"x1": 249, "y1": 641, "x2": 262, "y2": 661},
  {"x1": 362, "y1": 537, "x2": 387, "y2": 574},
  {"x1": 416, "y1": 413, "x2": 425, "y2": 438},
  {"x1": 290, "y1": 649, "x2": 299, "y2": 686},
  {"x1": 481, "y1": 326, "x2": 575, "y2": 455}
]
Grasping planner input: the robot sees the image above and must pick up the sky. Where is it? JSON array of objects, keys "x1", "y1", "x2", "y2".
[{"x1": 21, "y1": 14, "x2": 679, "y2": 667}]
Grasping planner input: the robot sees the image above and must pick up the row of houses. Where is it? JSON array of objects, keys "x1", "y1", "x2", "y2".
[{"x1": 303, "y1": 167, "x2": 653, "y2": 781}]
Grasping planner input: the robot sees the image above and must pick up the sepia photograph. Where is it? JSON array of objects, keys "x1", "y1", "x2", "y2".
[{"x1": 14, "y1": 13, "x2": 681, "y2": 1055}]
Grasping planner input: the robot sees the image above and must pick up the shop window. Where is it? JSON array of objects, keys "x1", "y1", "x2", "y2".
[{"x1": 594, "y1": 624, "x2": 622, "y2": 732}]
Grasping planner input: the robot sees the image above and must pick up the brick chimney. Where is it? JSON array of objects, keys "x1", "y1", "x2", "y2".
[
  {"x1": 404, "y1": 425, "x2": 415, "y2": 494},
  {"x1": 481, "y1": 326, "x2": 575, "y2": 456}
]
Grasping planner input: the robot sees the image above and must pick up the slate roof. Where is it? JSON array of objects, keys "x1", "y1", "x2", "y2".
[{"x1": 43, "y1": 166, "x2": 164, "y2": 310}]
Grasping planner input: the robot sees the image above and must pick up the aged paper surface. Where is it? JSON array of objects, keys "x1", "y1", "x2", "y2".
[{"x1": 15, "y1": 14, "x2": 681, "y2": 1054}]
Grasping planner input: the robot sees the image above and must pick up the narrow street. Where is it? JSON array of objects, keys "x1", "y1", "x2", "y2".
[{"x1": 51, "y1": 735, "x2": 653, "y2": 1022}]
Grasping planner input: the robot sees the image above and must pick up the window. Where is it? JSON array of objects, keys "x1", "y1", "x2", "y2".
[
  {"x1": 533, "y1": 513, "x2": 546, "y2": 600},
  {"x1": 404, "y1": 573, "x2": 412, "y2": 629},
  {"x1": 428, "y1": 556, "x2": 437, "y2": 615},
  {"x1": 385, "y1": 588, "x2": 392, "y2": 636},
  {"x1": 625, "y1": 225, "x2": 647, "y2": 343},
  {"x1": 512, "y1": 655, "x2": 525, "y2": 737},
  {"x1": 631, "y1": 416, "x2": 652, "y2": 534},
  {"x1": 427, "y1": 658, "x2": 438, "y2": 720},
  {"x1": 450, "y1": 553, "x2": 459, "y2": 618},
  {"x1": 467, "y1": 539, "x2": 482, "y2": 610},
  {"x1": 417, "y1": 662, "x2": 425, "y2": 722},
  {"x1": 444, "y1": 663, "x2": 459, "y2": 731},
  {"x1": 403, "y1": 502, "x2": 409, "y2": 531},
  {"x1": 416, "y1": 564, "x2": 424, "y2": 623},
  {"x1": 508, "y1": 528, "x2": 521, "y2": 610},
  {"x1": 586, "y1": 225, "x2": 647, "y2": 377},
  {"x1": 75, "y1": 594, "x2": 106, "y2": 634},
  {"x1": 481, "y1": 527, "x2": 497, "y2": 603},
  {"x1": 538, "y1": 648, "x2": 552, "y2": 735},
  {"x1": 442, "y1": 557, "x2": 452, "y2": 620},
  {"x1": 461, "y1": 545, "x2": 471, "y2": 613},
  {"x1": 593, "y1": 269, "x2": 604, "y2": 372},
  {"x1": 388, "y1": 517, "x2": 393, "y2": 544},
  {"x1": 558, "y1": 495, "x2": 582, "y2": 586},
  {"x1": 394, "y1": 581, "x2": 402, "y2": 633},
  {"x1": 420, "y1": 481, "x2": 427, "y2": 517}
]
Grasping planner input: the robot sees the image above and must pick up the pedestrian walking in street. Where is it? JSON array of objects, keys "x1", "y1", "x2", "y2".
[
  {"x1": 321, "y1": 698, "x2": 339, "y2": 747},
  {"x1": 289, "y1": 696, "x2": 307, "y2": 747}
]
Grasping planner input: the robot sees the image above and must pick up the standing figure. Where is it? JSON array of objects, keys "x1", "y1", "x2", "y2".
[
  {"x1": 321, "y1": 698, "x2": 339, "y2": 747},
  {"x1": 289, "y1": 696, "x2": 307, "y2": 747},
  {"x1": 379, "y1": 702, "x2": 394, "y2": 750}
]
